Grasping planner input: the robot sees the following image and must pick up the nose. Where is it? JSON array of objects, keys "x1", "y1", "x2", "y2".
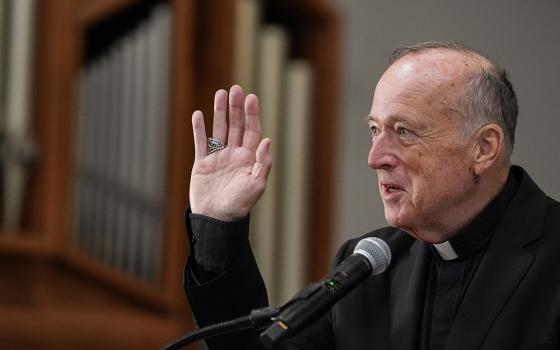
[{"x1": 368, "y1": 131, "x2": 399, "y2": 170}]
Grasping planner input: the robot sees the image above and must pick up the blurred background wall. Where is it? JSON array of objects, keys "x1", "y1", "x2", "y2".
[{"x1": 328, "y1": 0, "x2": 560, "y2": 253}]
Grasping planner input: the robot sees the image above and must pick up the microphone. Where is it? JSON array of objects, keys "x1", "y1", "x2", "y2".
[{"x1": 259, "y1": 237, "x2": 391, "y2": 348}]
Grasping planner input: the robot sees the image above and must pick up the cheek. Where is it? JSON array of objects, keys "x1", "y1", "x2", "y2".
[
  {"x1": 407, "y1": 148, "x2": 471, "y2": 203},
  {"x1": 404, "y1": 150, "x2": 436, "y2": 186}
]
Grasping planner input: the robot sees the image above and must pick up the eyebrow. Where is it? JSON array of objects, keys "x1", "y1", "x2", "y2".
[
  {"x1": 365, "y1": 114, "x2": 410, "y2": 123},
  {"x1": 365, "y1": 113, "x2": 428, "y2": 129}
]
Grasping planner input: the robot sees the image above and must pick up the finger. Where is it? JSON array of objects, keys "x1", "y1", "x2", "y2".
[
  {"x1": 213, "y1": 89, "x2": 228, "y2": 142},
  {"x1": 227, "y1": 85, "x2": 244, "y2": 146},
  {"x1": 252, "y1": 138, "x2": 272, "y2": 180},
  {"x1": 242, "y1": 94, "x2": 262, "y2": 151},
  {"x1": 192, "y1": 110, "x2": 207, "y2": 161}
]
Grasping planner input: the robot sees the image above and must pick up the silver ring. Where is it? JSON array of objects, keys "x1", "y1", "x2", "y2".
[{"x1": 207, "y1": 138, "x2": 225, "y2": 155}]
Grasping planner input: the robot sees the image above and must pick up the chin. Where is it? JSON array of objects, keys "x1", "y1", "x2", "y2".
[
  {"x1": 384, "y1": 210, "x2": 425, "y2": 240},
  {"x1": 384, "y1": 210, "x2": 410, "y2": 231}
]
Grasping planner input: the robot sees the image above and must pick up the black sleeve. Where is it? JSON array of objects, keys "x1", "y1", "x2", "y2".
[
  {"x1": 184, "y1": 208, "x2": 250, "y2": 282},
  {"x1": 183, "y1": 208, "x2": 335, "y2": 350}
]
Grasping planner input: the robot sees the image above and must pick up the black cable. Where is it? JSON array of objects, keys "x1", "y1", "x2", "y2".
[
  {"x1": 161, "y1": 316, "x2": 252, "y2": 350},
  {"x1": 161, "y1": 306, "x2": 279, "y2": 350}
]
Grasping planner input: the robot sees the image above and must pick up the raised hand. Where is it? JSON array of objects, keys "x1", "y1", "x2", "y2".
[{"x1": 189, "y1": 85, "x2": 272, "y2": 221}]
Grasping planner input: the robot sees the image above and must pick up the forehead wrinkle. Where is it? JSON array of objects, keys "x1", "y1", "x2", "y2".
[{"x1": 367, "y1": 112, "x2": 428, "y2": 129}]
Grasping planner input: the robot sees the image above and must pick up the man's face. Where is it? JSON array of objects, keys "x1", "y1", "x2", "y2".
[{"x1": 368, "y1": 52, "x2": 478, "y2": 242}]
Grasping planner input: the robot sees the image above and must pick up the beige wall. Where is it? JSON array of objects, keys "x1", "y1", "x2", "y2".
[{"x1": 329, "y1": 0, "x2": 560, "y2": 253}]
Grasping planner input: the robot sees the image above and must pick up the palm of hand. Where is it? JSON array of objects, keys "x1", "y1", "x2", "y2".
[
  {"x1": 189, "y1": 86, "x2": 271, "y2": 221},
  {"x1": 191, "y1": 147, "x2": 263, "y2": 221}
]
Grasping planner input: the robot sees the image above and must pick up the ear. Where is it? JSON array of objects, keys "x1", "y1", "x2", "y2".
[{"x1": 472, "y1": 124, "x2": 504, "y2": 176}]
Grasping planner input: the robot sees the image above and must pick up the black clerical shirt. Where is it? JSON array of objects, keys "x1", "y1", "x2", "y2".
[
  {"x1": 421, "y1": 173, "x2": 518, "y2": 349},
  {"x1": 185, "y1": 172, "x2": 519, "y2": 349}
]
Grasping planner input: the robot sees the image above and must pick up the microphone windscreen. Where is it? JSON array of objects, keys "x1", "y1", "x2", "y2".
[{"x1": 353, "y1": 237, "x2": 391, "y2": 275}]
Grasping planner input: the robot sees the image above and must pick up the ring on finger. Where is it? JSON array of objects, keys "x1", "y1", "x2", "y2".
[{"x1": 207, "y1": 137, "x2": 225, "y2": 155}]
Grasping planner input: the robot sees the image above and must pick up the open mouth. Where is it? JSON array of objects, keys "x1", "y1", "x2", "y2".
[{"x1": 383, "y1": 184, "x2": 403, "y2": 192}]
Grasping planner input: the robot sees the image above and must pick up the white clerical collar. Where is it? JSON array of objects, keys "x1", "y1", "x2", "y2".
[{"x1": 432, "y1": 241, "x2": 459, "y2": 261}]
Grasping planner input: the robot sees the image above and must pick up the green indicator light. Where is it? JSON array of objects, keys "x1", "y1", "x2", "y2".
[{"x1": 328, "y1": 280, "x2": 335, "y2": 286}]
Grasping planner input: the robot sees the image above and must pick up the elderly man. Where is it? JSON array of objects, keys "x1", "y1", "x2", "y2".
[{"x1": 184, "y1": 42, "x2": 560, "y2": 349}]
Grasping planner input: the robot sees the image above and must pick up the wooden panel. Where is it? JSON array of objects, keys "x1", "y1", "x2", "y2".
[
  {"x1": 267, "y1": 0, "x2": 341, "y2": 281},
  {"x1": 0, "y1": 256, "x2": 197, "y2": 350},
  {"x1": 0, "y1": 307, "x2": 187, "y2": 350},
  {"x1": 161, "y1": 0, "x2": 196, "y2": 315},
  {"x1": 301, "y1": 13, "x2": 340, "y2": 282},
  {"x1": 0, "y1": 233, "x2": 52, "y2": 258},
  {"x1": 62, "y1": 250, "x2": 167, "y2": 311},
  {"x1": 75, "y1": 0, "x2": 139, "y2": 27},
  {"x1": 192, "y1": 0, "x2": 235, "y2": 121},
  {"x1": 32, "y1": 0, "x2": 80, "y2": 252}
]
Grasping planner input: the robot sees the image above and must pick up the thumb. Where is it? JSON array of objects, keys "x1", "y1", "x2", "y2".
[{"x1": 253, "y1": 138, "x2": 272, "y2": 180}]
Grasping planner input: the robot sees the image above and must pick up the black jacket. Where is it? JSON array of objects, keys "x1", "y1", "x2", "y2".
[{"x1": 185, "y1": 166, "x2": 560, "y2": 349}]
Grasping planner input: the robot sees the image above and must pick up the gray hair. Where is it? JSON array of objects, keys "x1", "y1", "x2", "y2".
[{"x1": 390, "y1": 41, "x2": 518, "y2": 155}]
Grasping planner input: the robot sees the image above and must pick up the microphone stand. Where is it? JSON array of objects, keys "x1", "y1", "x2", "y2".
[{"x1": 161, "y1": 306, "x2": 279, "y2": 350}]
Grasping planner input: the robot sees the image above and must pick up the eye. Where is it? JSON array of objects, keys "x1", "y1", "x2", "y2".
[
  {"x1": 396, "y1": 127, "x2": 416, "y2": 143},
  {"x1": 397, "y1": 127, "x2": 410, "y2": 136},
  {"x1": 370, "y1": 125, "x2": 380, "y2": 136}
]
